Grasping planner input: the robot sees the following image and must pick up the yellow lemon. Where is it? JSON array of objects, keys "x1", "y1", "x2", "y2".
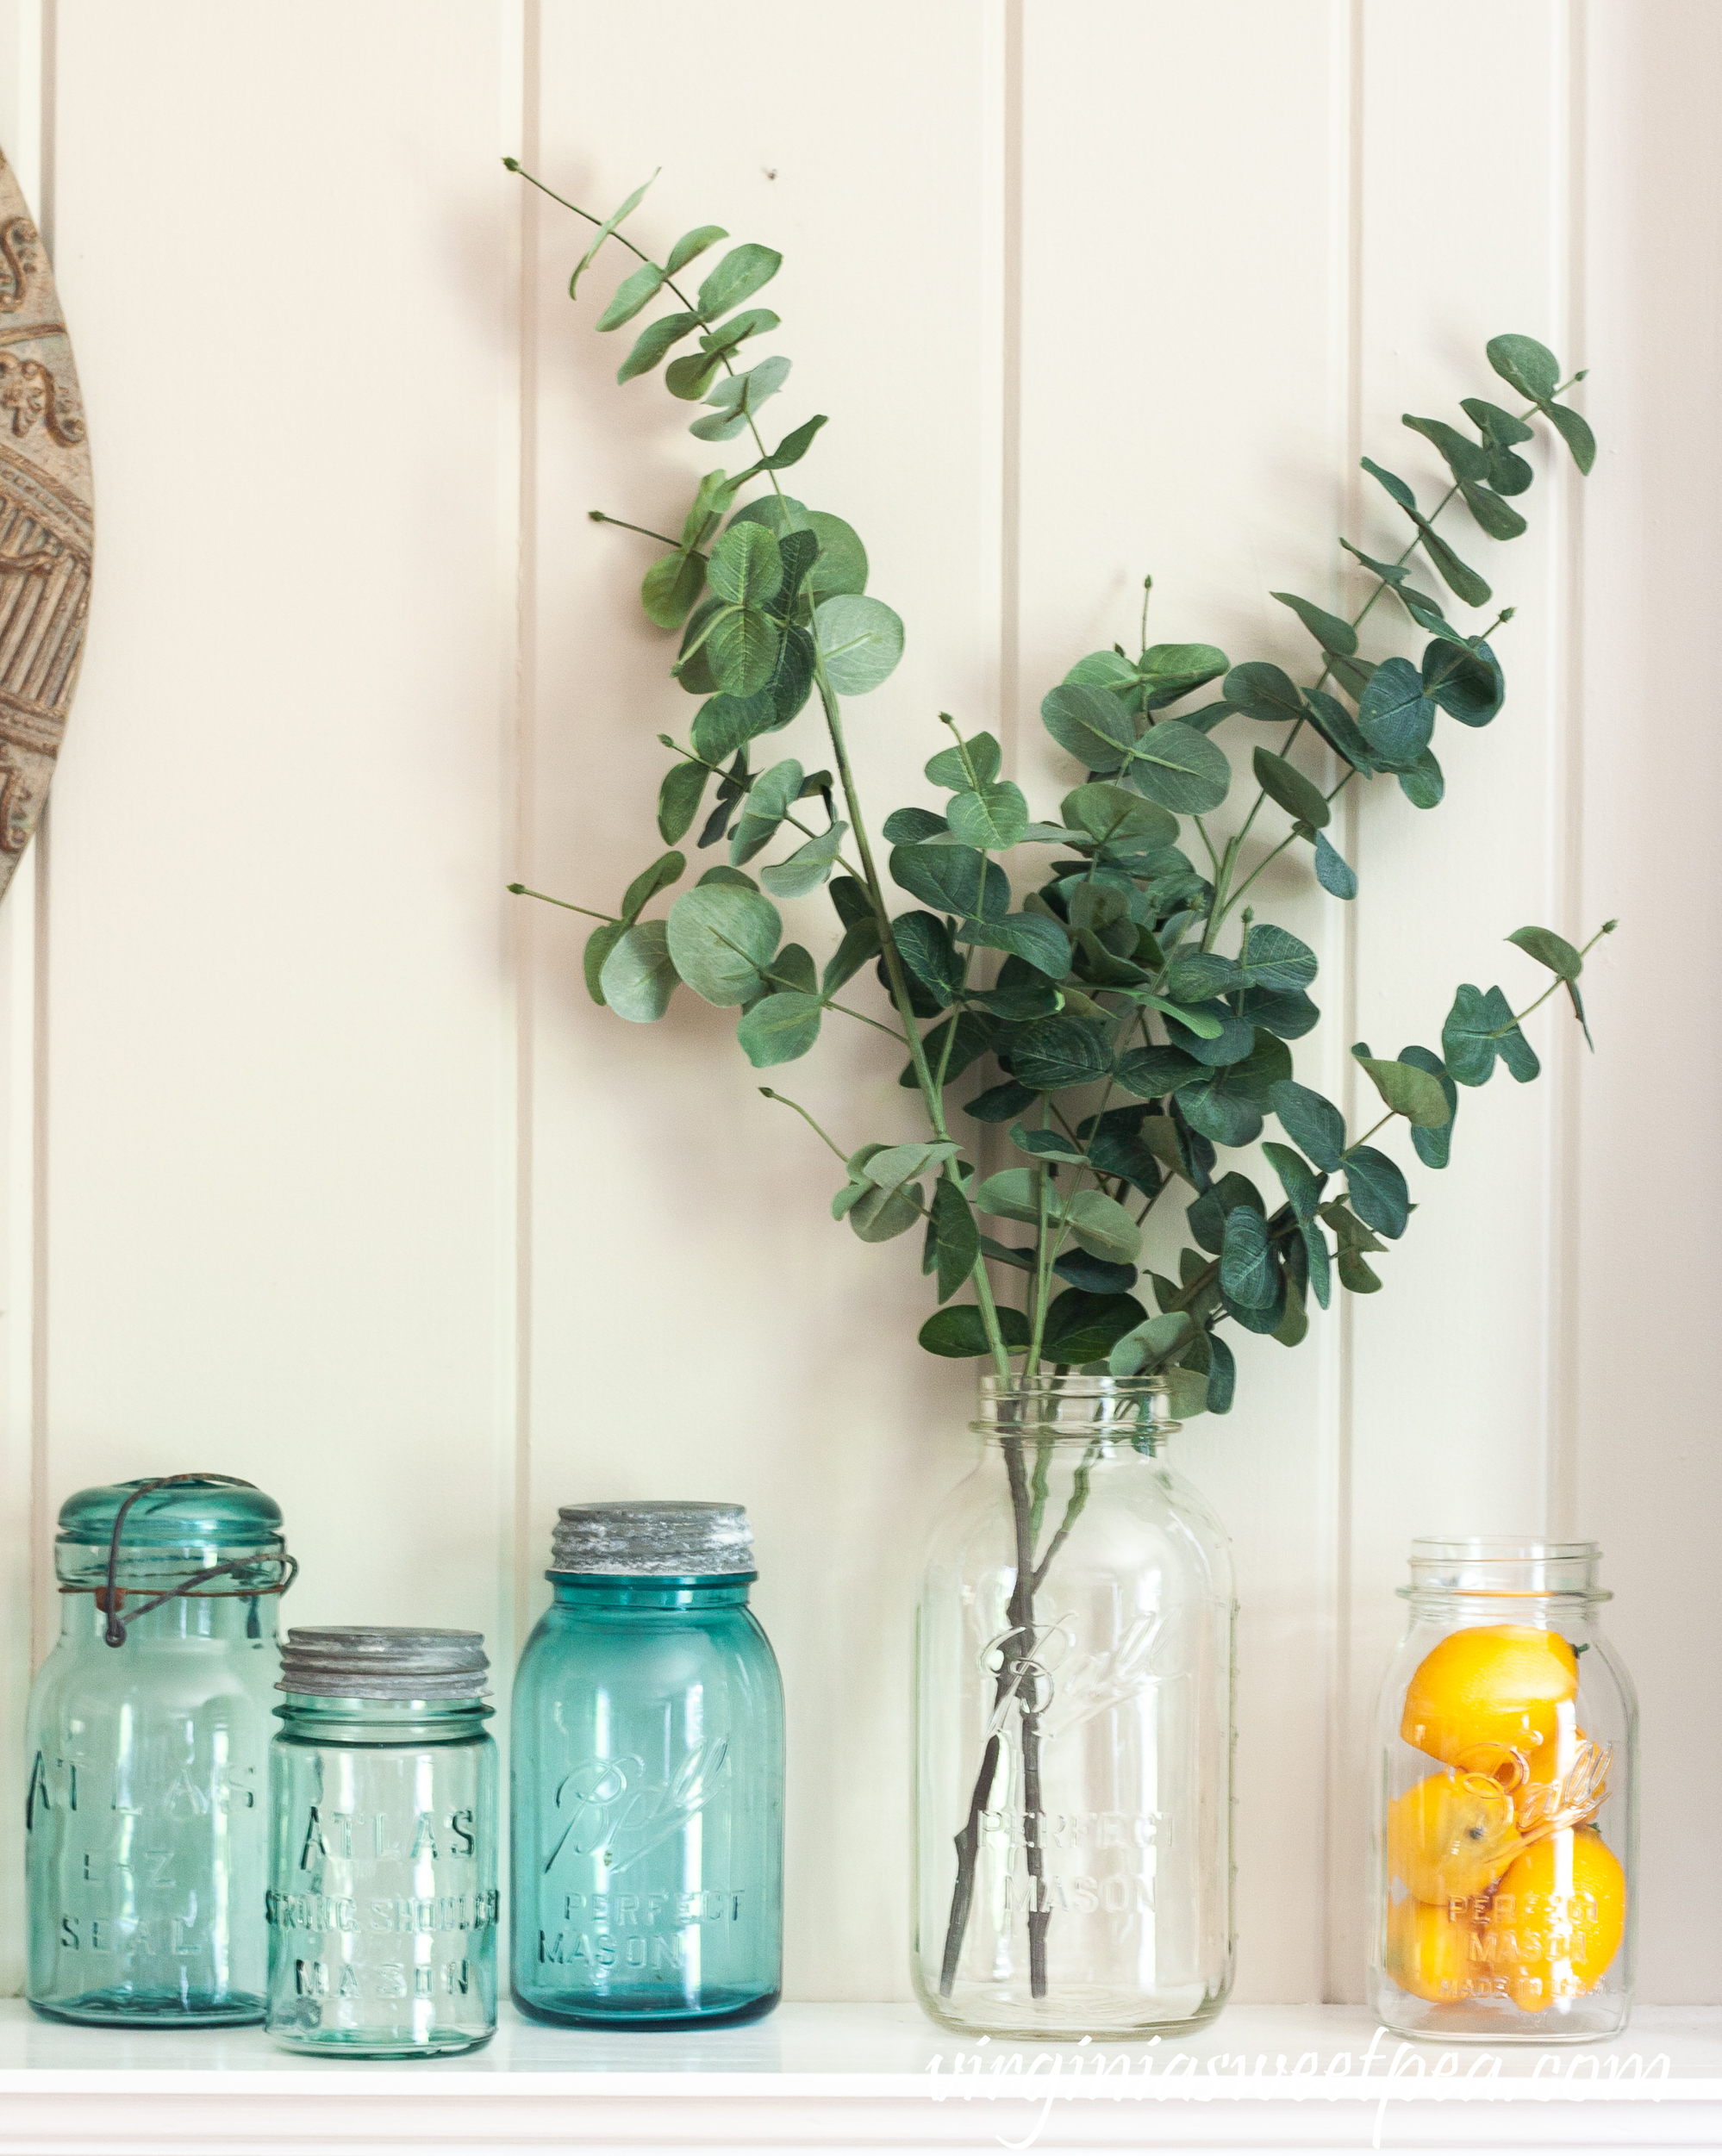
[
  {"x1": 1385, "y1": 1891, "x2": 1477, "y2": 2003},
  {"x1": 1387, "y1": 1771, "x2": 1524, "y2": 1904},
  {"x1": 1401, "y1": 1625, "x2": 1578, "y2": 1772},
  {"x1": 1488, "y1": 1827, "x2": 1626, "y2": 2012}
]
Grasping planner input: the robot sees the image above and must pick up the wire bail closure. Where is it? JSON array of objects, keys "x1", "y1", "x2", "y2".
[{"x1": 91, "y1": 1474, "x2": 297, "y2": 1648}]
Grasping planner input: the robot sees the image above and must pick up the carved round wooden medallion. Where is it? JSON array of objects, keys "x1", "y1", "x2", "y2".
[{"x1": 0, "y1": 141, "x2": 90, "y2": 901}]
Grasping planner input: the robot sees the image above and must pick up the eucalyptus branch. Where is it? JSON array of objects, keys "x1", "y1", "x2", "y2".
[{"x1": 506, "y1": 883, "x2": 615, "y2": 924}]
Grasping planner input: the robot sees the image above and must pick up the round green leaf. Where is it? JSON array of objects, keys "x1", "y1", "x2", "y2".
[
  {"x1": 709, "y1": 607, "x2": 782, "y2": 696},
  {"x1": 736, "y1": 990, "x2": 823, "y2": 1067},
  {"x1": 665, "y1": 883, "x2": 782, "y2": 1006},
  {"x1": 1040, "y1": 682, "x2": 1139, "y2": 772},
  {"x1": 707, "y1": 523, "x2": 783, "y2": 608},
  {"x1": 806, "y1": 512, "x2": 868, "y2": 598},
  {"x1": 599, "y1": 921, "x2": 678, "y2": 1024},
  {"x1": 1345, "y1": 1145, "x2": 1409, "y2": 1239},
  {"x1": 814, "y1": 595, "x2": 904, "y2": 695},
  {"x1": 1040, "y1": 1289, "x2": 1146, "y2": 1365},
  {"x1": 1253, "y1": 746, "x2": 1329, "y2": 830},
  {"x1": 1065, "y1": 1188, "x2": 1143, "y2": 1267},
  {"x1": 1128, "y1": 720, "x2": 1232, "y2": 814},
  {"x1": 947, "y1": 781, "x2": 1028, "y2": 853},
  {"x1": 1354, "y1": 1052, "x2": 1452, "y2": 1128},
  {"x1": 918, "y1": 1304, "x2": 1031, "y2": 1358},
  {"x1": 1007, "y1": 1017, "x2": 1110, "y2": 1094}
]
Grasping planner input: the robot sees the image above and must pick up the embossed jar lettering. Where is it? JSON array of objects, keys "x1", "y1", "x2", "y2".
[{"x1": 511, "y1": 1501, "x2": 784, "y2": 2028}]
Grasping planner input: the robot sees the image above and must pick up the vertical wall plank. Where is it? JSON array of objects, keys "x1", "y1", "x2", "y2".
[
  {"x1": 1016, "y1": 0, "x2": 1351, "y2": 2005},
  {"x1": 527, "y1": 0, "x2": 1001, "y2": 2002},
  {"x1": 0, "y1": 0, "x2": 42, "y2": 1997},
  {"x1": 42, "y1": 1, "x2": 519, "y2": 1652},
  {"x1": 1332, "y1": 0, "x2": 1579, "y2": 1999},
  {"x1": 1576, "y1": 0, "x2": 1722, "y2": 2004}
]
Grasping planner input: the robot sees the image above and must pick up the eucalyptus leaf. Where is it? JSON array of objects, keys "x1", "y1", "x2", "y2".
[
  {"x1": 1062, "y1": 782, "x2": 1178, "y2": 849},
  {"x1": 1139, "y1": 643, "x2": 1230, "y2": 709},
  {"x1": 596, "y1": 260, "x2": 666, "y2": 333},
  {"x1": 621, "y1": 850, "x2": 685, "y2": 923},
  {"x1": 892, "y1": 912, "x2": 965, "y2": 1006},
  {"x1": 881, "y1": 807, "x2": 949, "y2": 844},
  {"x1": 759, "y1": 822, "x2": 847, "y2": 897},
  {"x1": 919, "y1": 1304, "x2": 1030, "y2": 1357},
  {"x1": 1271, "y1": 590, "x2": 1357, "y2": 657},
  {"x1": 929, "y1": 1179, "x2": 980, "y2": 1302},
  {"x1": 1223, "y1": 661, "x2": 1305, "y2": 726},
  {"x1": 1042, "y1": 1289, "x2": 1147, "y2": 1365},
  {"x1": 1066, "y1": 1188, "x2": 1142, "y2": 1267},
  {"x1": 641, "y1": 549, "x2": 706, "y2": 631},
  {"x1": 958, "y1": 913, "x2": 1072, "y2": 979},
  {"x1": 707, "y1": 523, "x2": 783, "y2": 608},
  {"x1": 569, "y1": 173, "x2": 656, "y2": 298},
  {"x1": 1345, "y1": 1144, "x2": 1410, "y2": 1238},
  {"x1": 736, "y1": 990, "x2": 822, "y2": 1066},
  {"x1": 1269, "y1": 1079, "x2": 1345, "y2": 1170},
  {"x1": 665, "y1": 223, "x2": 727, "y2": 275},
  {"x1": 583, "y1": 920, "x2": 625, "y2": 1007},
  {"x1": 729, "y1": 758, "x2": 804, "y2": 865},
  {"x1": 693, "y1": 691, "x2": 778, "y2": 766},
  {"x1": 1422, "y1": 639, "x2": 1504, "y2": 727},
  {"x1": 1389, "y1": 749, "x2": 1440, "y2": 810},
  {"x1": 696, "y1": 242, "x2": 783, "y2": 321},
  {"x1": 814, "y1": 595, "x2": 904, "y2": 695},
  {"x1": 1313, "y1": 829, "x2": 1357, "y2": 899},
  {"x1": 948, "y1": 781, "x2": 1029, "y2": 852},
  {"x1": 658, "y1": 760, "x2": 708, "y2": 844},
  {"x1": 1219, "y1": 1202, "x2": 1276, "y2": 1308},
  {"x1": 1357, "y1": 657, "x2": 1437, "y2": 769},
  {"x1": 821, "y1": 915, "x2": 882, "y2": 996},
  {"x1": 1400, "y1": 1043, "x2": 1457, "y2": 1170},
  {"x1": 1486, "y1": 332, "x2": 1559, "y2": 402},
  {"x1": 926, "y1": 732, "x2": 1001, "y2": 790},
  {"x1": 1442, "y1": 981, "x2": 1539, "y2": 1087},
  {"x1": 889, "y1": 843, "x2": 1008, "y2": 921},
  {"x1": 598, "y1": 920, "x2": 677, "y2": 1022},
  {"x1": 709, "y1": 607, "x2": 781, "y2": 696},
  {"x1": 1128, "y1": 720, "x2": 1232, "y2": 814},
  {"x1": 665, "y1": 882, "x2": 782, "y2": 1006},
  {"x1": 1353, "y1": 1051, "x2": 1451, "y2": 1127},
  {"x1": 1008, "y1": 1016, "x2": 1111, "y2": 1094},
  {"x1": 1040, "y1": 682, "x2": 1139, "y2": 772},
  {"x1": 1107, "y1": 1310, "x2": 1192, "y2": 1378},
  {"x1": 1301, "y1": 687, "x2": 1378, "y2": 774},
  {"x1": 1253, "y1": 746, "x2": 1329, "y2": 829},
  {"x1": 1507, "y1": 925, "x2": 1582, "y2": 979},
  {"x1": 618, "y1": 308, "x2": 701, "y2": 384}
]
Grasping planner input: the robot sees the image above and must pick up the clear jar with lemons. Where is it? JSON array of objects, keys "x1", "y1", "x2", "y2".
[{"x1": 1369, "y1": 1540, "x2": 1637, "y2": 2041}]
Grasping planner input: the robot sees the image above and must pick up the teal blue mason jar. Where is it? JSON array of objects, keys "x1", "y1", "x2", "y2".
[
  {"x1": 265, "y1": 1629, "x2": 498, "y2": 2056},
  {"x1": 25, "y1": 1475, "x2": 295, "y2": 2025},
  {"x1": 511, "y1": 1502, "x2": 784, "y2": 2028}
]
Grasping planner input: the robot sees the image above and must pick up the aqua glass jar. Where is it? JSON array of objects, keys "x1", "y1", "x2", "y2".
[
  {"x1": 914, "y1": 1376, "x2": 1235, "y2": 2041},
  {"x1": 265, "y1": 1629, "x2": 498, "y2": 2056},
  {"x1": 1369, "y1": 1539, "x2": 1638, "y2": 2042},
  {"x1": 511, "y1": 1502, "x2": 784, "y2": 2028},
  {"x1": 25, "y1": 1474, "x2": 295, "y2": 2026}
]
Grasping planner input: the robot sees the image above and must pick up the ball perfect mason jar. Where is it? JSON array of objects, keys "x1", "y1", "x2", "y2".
[
  {"x1": 512, "y1": 1501, "x2": 784, "y2": 2028},
  {"x1": 25, "y1": 1474, "x2": 294, "y2": 2025},
  {"x1": 914, "y1": 1374, "x2": 1235, "y2": 2040},
  {"x1": 1369, "y1": 1539, "x2": 1638, "y2": 2041},
  {"x1": 265, "y1": 1628, "x2": 498, "y2": 2056}
]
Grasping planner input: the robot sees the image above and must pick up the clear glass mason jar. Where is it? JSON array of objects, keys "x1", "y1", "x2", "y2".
[
  {"x1": 1369, "y1": 1540, "x2": 1638, "y2": 2042},
  {"x1": 511, "y1": 1501, "x2": 784, "y2": 2028},
  {"x1": 914, "y1": 1375, "x2": 1236, "y2": 2040},
  {"x1": 265, "y1": 1629, "x2": 498, "y2": 2056},
  {"x1": 25, "y1": 1474, "x2": 293, "y2": 2027}
]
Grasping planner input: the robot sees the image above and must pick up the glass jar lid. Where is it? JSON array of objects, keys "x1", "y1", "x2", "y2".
[
  {"x1": 55, "y1": 1474, "x2": 286, "y2": 1586},
  {"x1": 551, "y1": 1500, "x2": 755, "y2": 1577}
]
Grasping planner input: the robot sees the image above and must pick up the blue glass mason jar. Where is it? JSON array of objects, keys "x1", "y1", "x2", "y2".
[
  {"x1": 511, "y1": 1502, "x2": 784, "y2": 2028},
  {"x1": 265, "y1": 1629, "x2": 498, "y2": 2056},
  {"x1": 25, "y1": 1474, "x2": 295, "y2": 2025}
]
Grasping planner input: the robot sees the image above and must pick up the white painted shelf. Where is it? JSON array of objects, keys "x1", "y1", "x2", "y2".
[{"x1": 0, "y1": 2000, "x2": 1715, "y2": 2151}]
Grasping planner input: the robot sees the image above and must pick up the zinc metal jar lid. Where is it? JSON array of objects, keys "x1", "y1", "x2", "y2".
[
  {"x1": 278, "y1": 1627, "x2": 490, "y2": 1700},
  {"x1": 551, "y1": 1500, "x2": 755, "y2": 1577}
]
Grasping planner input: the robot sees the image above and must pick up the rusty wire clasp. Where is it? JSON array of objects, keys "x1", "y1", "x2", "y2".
[{"x1": 94, "y1": 1473, "x2": 297, "y2": 1648}]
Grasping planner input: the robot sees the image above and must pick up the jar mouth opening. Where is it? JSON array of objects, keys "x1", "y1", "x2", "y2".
[
  {"x1": 1403, "y1": 1536, "x2": 1607, "y2": 1602},
  {"x1": 975, "y1": 1371, "x2": 1179, "y2": 1442}
]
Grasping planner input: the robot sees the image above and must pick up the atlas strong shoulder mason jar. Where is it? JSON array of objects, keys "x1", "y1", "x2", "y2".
[{"x1": 25, "y1": 1474, "x2": 295, "y2": 2025}]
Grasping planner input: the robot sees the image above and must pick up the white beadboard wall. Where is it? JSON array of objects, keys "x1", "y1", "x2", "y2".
[{"x1": 0, "y1": 0, "x2": 1710, "y2": 2011}]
